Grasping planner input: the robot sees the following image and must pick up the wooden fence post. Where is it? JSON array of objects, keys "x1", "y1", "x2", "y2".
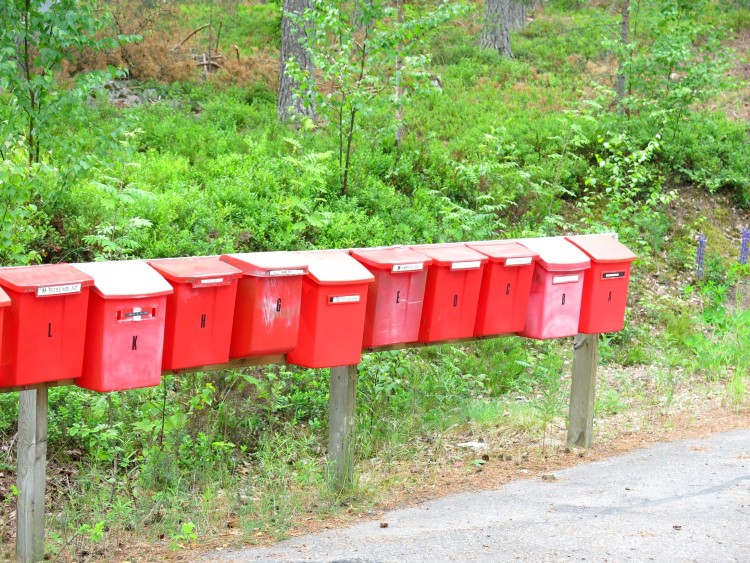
[
  {"x1": 327, "y1": 365, "x2": 358, "y2": 491},
  {"x1": 567, "y1": 333, "x2": 599, "y2": 448},
  {"x1": 17, "y1": 385, "x2": 49, "y2": 563}
]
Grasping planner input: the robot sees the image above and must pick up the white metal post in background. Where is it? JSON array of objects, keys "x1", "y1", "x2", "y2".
[
  {"x1": 567, "y1": 333, "x2": 599, "y2": 448},
  {"x1": 328, "y1": 365, "x2": 358, "y2": 491},
  {"x1": 17, "y1": 385, "x2": 49, "y2": 563}
]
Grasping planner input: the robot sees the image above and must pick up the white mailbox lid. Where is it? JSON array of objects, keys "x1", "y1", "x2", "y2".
[{"x1": 74, "y1": 261, "x2": 174, "y2": 299}]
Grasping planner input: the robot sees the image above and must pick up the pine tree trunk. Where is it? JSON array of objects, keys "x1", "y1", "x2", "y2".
[
  {"x1": 278, "y1": 0, "x2": 315, "y2": 122},
  {"x1": 480, "y1": 0, "x2": 513, "y2": 59},
  {"x1": 509, "y1": 2, "x2": 526, "y2": 32}
]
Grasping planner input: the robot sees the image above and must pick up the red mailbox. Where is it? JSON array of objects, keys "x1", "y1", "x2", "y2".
[
  {"x1": 565, "y1": 234, "x2": 637, "y2": 334},
  {"x1": 516, "y1": 237, "x2": 591, "y2": 340},
  {"x1": 287, "y1": 250, "x2": 374, "y2": 368},
  {"x1": 350, "y1": 247, "x2": 432, "y2": 348},
  {"x1": 0, "y1": 264, "x2": 94, "y2": 387},
  {"x1": 74, "y1": 261, "x2": 173, "y2": 392},
  {"x1": 410, "y1": 244, "x2": 488, "y2": 343},
  {"x1": 467, "y1": 242, "x2": 539, "y2": 336},
  {"x1": 148, "y1": 257, "x2": 242, "y2": 371},
  {"x1": 220, "y1": 252, "x2": 308, "y2": 358}
]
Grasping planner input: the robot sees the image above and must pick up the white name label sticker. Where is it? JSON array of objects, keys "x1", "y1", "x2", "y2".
[
  {"x1": 552, "y1": 274, "x2": 580, "y2": 285},
  {"x1": 36, "y1": 283, "x2": 82, "y2": 297},
  {"x1": 392, "y1": 263, "x2": 423, "y2": 273},
  {"x1": 450, "y1": 261, "x2": 482, "y2": 271},
  {"x1": 200, "y1": 277, "x2": 224, "y2": 285},
  {"x1": 505, "y1": 257, "x2": 533, "y2": 266},
  {"x1": 329, "y1": 295, "x2": 361, "y2": 304},
  {"x1": 268, "y1": 269, "x2": 306, "y2": 277},
  {"x1": 602, "y1": 271, "x2": 626, "y2": 280}
]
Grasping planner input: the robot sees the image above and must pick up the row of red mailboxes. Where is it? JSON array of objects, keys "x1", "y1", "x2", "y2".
[{"x1": 0, "y1": 235, "x2": 636, "y2": 392}]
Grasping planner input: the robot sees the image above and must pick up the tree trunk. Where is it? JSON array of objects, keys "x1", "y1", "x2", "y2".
[
  {"x1": 394, "y1": 0, "x2": 404, "y2": 147},
  {"x1": 615, "y1": 0, "x2": 630, "y2": 112},
  {"x1": 530, "y1": 0, "x2": 544, "y2": 11},
  {"x1": 480, "y1": 0, "x2": 513, "y2": 59},
  {"x1": 509, "y1": 2, "x2": 526, "y2": 32},
  {"x1": 278, "y1": 0, "x2": 315, "y2": 122}
]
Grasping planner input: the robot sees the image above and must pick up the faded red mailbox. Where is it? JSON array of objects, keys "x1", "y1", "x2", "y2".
[
  {"x1": 350, "y1": 246, "x2": 432, "y2": 348},
  {"x1": 565, "y1": 234, "x2": 637, "y2": 334},
  {"x1": 410, "y1": 244, "x2": 488, "y2": 343},
  {"x1": 74, "y1": 261, "x2": 173, "y2": 392},
  {"x1": 467, "y1": 242, "x2": 538, "y2": 336},
  {"x1": 0, "y1": 264, "x2": 94, "y2": 387},
  {"x1": 287, "y1": 250, "x2": 374, "y2": 368},
  {"x1": 516, "y1": 237, "x2": 591, "y2": 340},
  {"x1": 148, "y1": 257, "x2": 242, "y2": 370},
  {"x1": 220, "y1": 252, "x2": 308, "y2": 358}
]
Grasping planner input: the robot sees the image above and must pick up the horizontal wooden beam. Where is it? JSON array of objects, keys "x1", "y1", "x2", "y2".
[
  {"x1": 169, "y1": 354, "x2": 288, "y2": 374},
  {"x1": 0, "y1": 379, "x2": 76, "y2": 396}
]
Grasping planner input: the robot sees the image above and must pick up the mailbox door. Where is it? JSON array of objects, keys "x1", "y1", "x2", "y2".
[
  {"x1": 578, "y1": 262, "x2": 633, "y2": 333},
  {"x1": 362, "y1": 266, "x2": 428, "y2": 348},
  {"x1": 468, "y1": 242, "x2": 537, "y2": 336},
  {"x1": 221, "y1": 252, "x2": 307, "y2": 359},
  {"x1": 149, "y1": 256, "x2": 241, "y2": 370},
  {"x1": 230, "y1": 274, "x2": 304, "y2": 358},
  {"x1": 520, "y1": 266, "x2": 585, "y2": 339},
  {"x1": 474, "y1": 260, "x2": 535, "y2": 336},
  {"x1": 287, "y1": 278, "x2": 370, "y2": 368},
  {"x1": 0, "y1": 265, "x2": 93, "y2": 386},
  {"x1": 78, "y1": 295, "x2": 167, "y2": 392},
  {"x1": 418, "y1": 265, "x2": 484, "y2": 342},
  {"x1": 164, "y1": 281, "x2": 238, "y2": 370},
  {"x1": 564, "y1": 234, "x2": 637, "y2": 334},
  {"x1": 351, "y1": 247, "x2": 430, "y2": 348},
  {"x1": 1, "y1": 289, "x2": 90, "y2": 386}
]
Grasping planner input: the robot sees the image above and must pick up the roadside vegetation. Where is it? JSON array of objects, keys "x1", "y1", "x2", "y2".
[{"x1": 0, "y1": 0, "x2": 748, "y2": 559}]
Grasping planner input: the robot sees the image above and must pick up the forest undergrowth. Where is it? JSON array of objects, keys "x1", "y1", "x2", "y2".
[{"x1": 0, "y1": 0, "x2": 749, "y2": 559}]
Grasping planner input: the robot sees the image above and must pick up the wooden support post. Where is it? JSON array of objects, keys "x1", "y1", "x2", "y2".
[
  {"x1": 567, "y1": 333, "x2": 599, "y2": 448},
  {"x1": 327, "y1": 365, "x2": 358, "y2": 491},
  {"x1": 17, "y1": 385, "x2": 49, "y2": 563}
]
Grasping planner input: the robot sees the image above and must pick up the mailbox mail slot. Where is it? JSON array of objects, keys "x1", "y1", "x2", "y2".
[
  {"x1": 516, "y1": 237, "x2": 591, "y2": 340},
  {"x1": 565, "y1": 234, "x2": 637, "y2": 333},
  {"x1": 0, "y1": 264, "x2": 94, "y2": 387},
  {"x1": 220, "y1": 252, "x2": 308, "y2": 358},
  {"x1": 148, "y1": 257, "x2": 242, "y2": 370},
  {"x1": 350, "y1": 247, "x2": 432, "y2": 348},
  {"x1": 287, "y1": 250, "x2": 374, "y2": 368},
  {"x1": 410, "y1": 244, "x2": 488, "y2": 343},
  {"x1": 467, "y1": 242, "x2": 538, "y2": 336},
  {"x1": 74, "y1": 261, "x2": 173, "y2": 392}
]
